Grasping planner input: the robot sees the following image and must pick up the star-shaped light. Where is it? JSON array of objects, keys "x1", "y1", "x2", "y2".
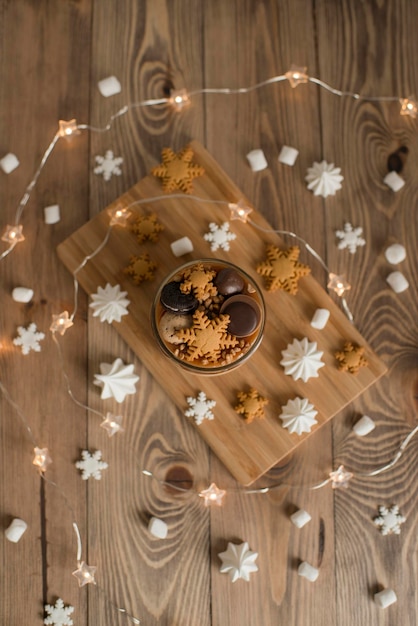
[
  {"x1": 329, "y1": 465, "x2": 353, "y2": 489},
  {"x1": 399, "y1": 96, "x2": 418, "y2": 119},
  {"x1": 33, "y1": 447, "x2": 52, "y2": 473},
  {"x1": 100, "y1": 412, "x2": 124, "y2": 437},
  {"x1": 72, "y1": 561, "x2": 97, "y2": 587},
  {"x1": 108, "y1": 205, "x2": 132, "y2": 227},
  {"x1": 58, "y1": 118, "x2": 80, "y2": 137},
  {"x1": 50, "y1": 311, "x2": 74, "y2": 336},
  {"x1": 199, "y1": 482, "x2": 226, "y2": 506},
  {"x1": 327, "y1": 273, "x2": 351, "y2": 297},
  {"x1": 228, "y1": 201, "x2": 253, "y2": 223},
  {"x1": 285, "y1": 64, "x2": 308, "y2": 88},
  {"x1": 169, "y1": 88, "x2": 191, "y2": 111},
  {"x1": 2, "y1": 224, "x2": 25, "y2": 244}
]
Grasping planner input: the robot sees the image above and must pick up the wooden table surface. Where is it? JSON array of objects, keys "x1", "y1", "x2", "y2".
[{"x1": 1, "y1": 2, "x2": 417, "y2": 625}]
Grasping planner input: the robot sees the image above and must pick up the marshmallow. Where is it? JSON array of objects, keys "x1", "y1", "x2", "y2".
[
  {"x1": 44, "y1": 204, "x2": 61, "y2": 225},
  {"x1": 148, "y1": 517, "x2": 168, "y2": 539},
  {"x1": 278, "y1": 145, "x2": 299, "y2": 166},
  {"x1": 246, "y1": 149, "x2": 268, "y2": 172},
  {"x1": 383, "y1": 171, "x2": 405, "y2": 192},
  {"x1": 297, "y1": 561, "x2": 319, "y2": 582},
  {"x1": 374, "y1": 588, "x2": 397, "y2": 609},
  {"x1": 12, "y1": 287, "x2": 34, "y2": 303},
  {"x1": 387, "y1": 271, "x2": 409, "y2": 293},
  {"x1": 353, "y1": 415, "x2": 375, "y2": 437},
  {"x1": 385, "y1": 243, "x2": 406, "y2": 265},
  {"x1": 290, "y1": 509, "x2": 311, "y2": 529},
  {"x1": 5, "y1": 518, "x2": 27, "y2": 543},
  {"x1": 310, "y1": 308, "x2": 330, "y2": 330},
  {"x1": 0, "y1": 153, "x2": 19, "y2": 174},
  {"x1": 98, "y1": 75, "x2": 122, "y2": 97},
  {"x1": 170, "y1": 236, "x2": 193, "y2": 257}
]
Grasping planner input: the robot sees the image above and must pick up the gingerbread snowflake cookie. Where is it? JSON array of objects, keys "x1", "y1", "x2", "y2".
[
  {"x1": 335, "y1": 341, "x2": 368, "y2": 374},
  {"x1": 130, "y1": 213, "x2": 164, "y2": 244},
  {"x1": 175, "y1": 309, "x2": 238, "y2": 364},
  {"x1": 151, "y1": 145, "x2": 205, "y2": 194},
  {"x1": 256, "y1": 245, "x2": 311, "y2": 294},
  {"x1": 235, "y1": 388, "x2": 268, "y2": 423},
  {"x1": 180, "y1": 262, "x2": 218, "y2": 302},
  {"x1": 124, "y1": 253, "x2": 157, "y2": 284}
]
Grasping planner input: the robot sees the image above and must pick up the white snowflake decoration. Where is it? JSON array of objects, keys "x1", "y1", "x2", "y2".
[
  {"x1": 94, "y1": 149, "x2": 123, "y2": 181},
  {"x1": 185, "y1": 391, "x2": 216, "y2": 426},
  {"x1": 373, "y1": 505, "x2": 406, "y2": 535},
  {"x1": 280, "y1": 337, "x2": 325, "y2": 382},
  {"x1": 305, "y1": 160, "x2": 343, "y2": 197},
  {"x1": 335, "y1": 222, "x2": 366, "y2": 254},
  {"x1": 89, "y1": 283, "x2": 130, "y2": 323},
  {"x1": 218, "y1": 541, "x2": 258, "y2": 582},
  {"x1": 279, "y1": 397, "x2": 318, "y2": 435},
  {"x1": 93, "y1": 358, "x2": 139, "y2": 403},
  {"x1": 203, "y1": 222, "x2": 236, "y2": 251},
  {"x1": 44, "y1": 598, "x2": 74, "y2": 626},
  {"x1": 13, "y1": 323, "x2": 45, "y2": 355},
  {"x1": 75, "y1": 450, "x2": 108, "y2": 480}
]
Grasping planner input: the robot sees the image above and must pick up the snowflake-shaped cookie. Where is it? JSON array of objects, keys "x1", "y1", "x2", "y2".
[
  {"x1": 235, "y1": 388, "x2": 268, "y2": 423},
  {"x1": 256, "y1": 245, "x2": 311, "y2": 294},
  {"x1": 175, "y1": 309, "x2": 238, "y2": 363},
  {"x1": 218, "y1": 541, "x2": 259, "y2": 582},
  {"x1": 94, "y1": 150, "x2": 123, "y2": 181},
  {"x1": 374, "y1": 505, "x2": 406, "y2": 535},
  {"x1": 13, "y1": 323, "x2": 45, "y2": 355},
  {"x1": 89, "y1": 283, "x2": 130, "y2": 323},
  {"x1": 335, "y1": 342, "x2": 368, "y2": 375},
  {"x1": 203, "y1": 222, "x2": 236, "y2": 252},
  {"x1": 335, "y1": 223, "x2": 366, "y2": 254},
  {"x1": 44, "y1": 598, "x2": 74, "y2": 626},
  {"x1": 151, "y1": 145, "x2": 205, "y2": 194},
  {"x1": 179, "y1": 263, "x2": 218, "y2": 302},
  {"x1": 75, "y1": 450, "x2": 108, "y2": 480},
  {"x1": 185, "y1": 391, "x2": 216, "y2": 426},
  {"x1": 124, "y1": 253, "x2": 157, "y2": 284},
  {"x1": 130, "y1": 213, "x2": 164, "y2": 243},
  {"x1": 279, "y1": 397, "x2": 318, "y2": 435}
]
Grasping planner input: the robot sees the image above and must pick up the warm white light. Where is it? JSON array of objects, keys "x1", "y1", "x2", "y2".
[
  {"x1": 285, "y1": 64, "x2": 308, "y2": 88},
  {"x1": 108, "y1": 205, "x2": 132, "y2": 227},
  {"x1": 199, "y1": 482, "x2": 226, "y2": 506},
  {"x1": 329, "y1": 465, "x2": 353, "y2": 489},
  {"x1": 100, "y1": 412, "x2": 124, "y2": 437},
  {"x1": 50, "y1": 311, "x2": 74, "y2": 335},
  {"x1": 169, "y1": 88, "x2": 191, "y2": 111},
  {"x1": 228, "y1": 201, "x2": 253, "y2": 223},
  {"x1": 58, "y1": 119, "x2": 80, "y2": 137},
  {"x1": 400, "y1": 96, "x2": 418, "y2": 118},
  {"x1": 72, "y1": 561, "x2": 97, "y2": 587},
  {"x1": 327, "y1": 273, "x2": 351, "y2": 297},
  {"x1": 33, "y1": 447, "x2": 52, "y2": 472},
  {"x1": 2, "y1": 224, "x2": 25, "y2": 244}
]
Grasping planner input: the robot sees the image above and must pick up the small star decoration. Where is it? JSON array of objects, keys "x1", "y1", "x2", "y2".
[
  {"x1": 374, "y1": 505, "x2": 406, "y2": 535},
  {"x1": 229, "y1": 201, "x2": 253, "y2": 223},
  {"x1": 44, "y1": 598, "x2": 74, "y2": 626},
  {"x1": 329, "y1": 465, "x2": 353, "y2": 489},
  {"x1": 256, "y1": 245, "x2": 311, "y2": 294},
  {"x1": 108, "y1": 205, "x2": 132, "y2": 227},
  {"x1": 33, "y1": 447, "x2": 52, "y2": 473},
  {"x1": 2, "y1": 224, "x2": 25, "y2": 244},
  {"x1": 50, "y1": 311, "x2": 74, "y2": 336},
  {"x1": 199, "y1": 482, "x2": 226, "y2": 506},
  {"x1": 58, "y1": 118, "x2": 80, "y2": 138},
  {"x1": 327, "y1": 273, "x2": 351, "y2": 297},
  {"x1": 100, "y1": 412, "x2": 124, "y2": 437},
  {"x1": 335, "y1": 341, "x2": 368, "y2": 375},
  {"x1": 151, "y1": 145, "x2": 205, "y2": 194},
  {"x1": 72, "y1": 561, "x2": 97, "y2": 587}
]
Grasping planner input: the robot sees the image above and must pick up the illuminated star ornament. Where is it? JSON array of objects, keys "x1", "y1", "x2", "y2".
[
  {"x1": 58, "y1": 118, "x2": 80, "y2": 138},
  {"x1": 50, "y1": 311, "x2": 74, "y2": 336},
  {"x1": 329, "y1": 465, "x2": 353, "y2": 489},
  {"x1": 33, "y1": 447, "x2": 52, "y2": 473},
  {"x1": 108, "y1": 205, "x2": 132, "y2": 227},
  {"x1": 151, "y1": 145, "x2": 205, "y2": 194},
  {"x1": 199, "y1": 482, "x2": 226, "y2": 506},
  {"x1": 2, "y1": 224, "x2": 25, "y2": 244},
  {"x1": 399, "y1": 96, "x2": 418, "y2": 118},
  {"x1": 44, "y1": 597, "x2": 74, "y2": 626},
  {"x1": 228, "y1": 201, "x2": 253, "y2": 223},
  {"x1": 285, "y1": 64, "x2": 309, "y2": 88},
  {"x1": 327, "y1": 273, "x2": 351, "y2": 297},
  {"x1": 72, "y1": 561, "x2": 97, "y2": 587},
  {"x1": 169, "y1": 88, "x2": 191, "y2": 111},
  {"x1": 100, "y1": 412, "x2": 124, "y2": 437}
]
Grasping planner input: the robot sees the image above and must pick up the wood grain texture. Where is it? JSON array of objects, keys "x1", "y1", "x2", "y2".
[{"x1": 1, "y1": 0, "x2": 417, "y2": 625}]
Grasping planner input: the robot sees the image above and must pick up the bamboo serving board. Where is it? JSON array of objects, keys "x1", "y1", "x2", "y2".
[{"x1": 57, "y1": 140, "x2": 387, "y2": 485}]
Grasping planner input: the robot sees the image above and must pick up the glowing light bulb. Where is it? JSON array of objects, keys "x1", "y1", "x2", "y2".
[
  {"x1": 400, "y1": 96, "x2": 418, "y2": 118},
  {"x1": 228, "y1": 201, "x2": 253, "y2": 223},
  {"x1": 327, "y1": 273, "x2": 351, "y2": 297},
  {"x1": 285, "y1": 64, "x2": 308, "y2": 88},
  {"x1": 169, "y1": 88, "x2": 191, "y2": 111},
  {"x1": 100, "y1": 412, "x2": 124, "y2": 437},
  {"x1": 107, "y1": 205, "x2": 132, "y2": 227},
  {"x1": 72, "y1": 561, "x2": 97, "y2": 587},
  {"x1": 329, "y1": 465, "x2": 353, "y2": 489},
  {"x1": 199, "y1": 482, "x2": 226, "y2": 506},
  {"x1": 2, "y1": 224, "x2": 25, "y2": 244},
  {"x1": 50, "y1": 311, "x2": 74, "y2": 336},
  {"x1": 58, "y1": 119, "x2": 80, "y2": 137},
  {"x1": 33, "y1": 447, "x2": 52, "y2": 472}
]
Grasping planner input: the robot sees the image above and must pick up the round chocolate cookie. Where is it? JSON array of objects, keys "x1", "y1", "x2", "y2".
[
  {"x1": 214, "y1": 268, "x2": 245, "y2": 295},
  {"x1": 220, "y1": 295, "x2": 261, "y2": 337},
  {"x1": 160, "y1": 281, "x2": 198, "y2": 313}
]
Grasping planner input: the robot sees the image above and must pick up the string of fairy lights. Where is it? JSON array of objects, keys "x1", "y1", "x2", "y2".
[{"x1": 1, "y1": 65, "x2": 416, "y2": 623}]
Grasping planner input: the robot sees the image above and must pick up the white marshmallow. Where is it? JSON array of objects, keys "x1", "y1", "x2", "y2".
[
  {"x1": 0, "y1": 153, "x2": 19, "y2": 174},
  {"x1": 383, "y1": 171, "x2": 405, "y2": 192},
  {"x1": 98, "y1": 75, "x2": 122, "y2": 97},
  {"x1": 170, "y1": 236, "x2": 193, "y2": 257},
  {"x1": 310, "y1": 308, "x2": 330, "y2": 330},
  {"x1": 297, "y1": 561, "x2": 319, "y2": 582},
  {"x1": 290, "y1": 509, "x2": 311, "y2": 529},
  {"x1": 386, "y1": 271, "x2": 409, "y2": 293},
  {"x1": 5, "y1": 518, "x2": 27, "y2": 543},
  {"x1": 12, "y1": 287, "x2": 34, "y2": 303},
  {"x1": 246, "y1": 149, "x2": 268, "y2": 172},
  {"x1": 374, "y1": 588, "x2": 397, "y2": 609},
  {"x1": 44, "y1": 204, "x2": 61, "y2": 225},
  {"x1": 148, "y1": 517, "x2": 168, "y2": 539},
  {"x1": 385, "y1": 243, "x2": 406, "y2": 265},
  {"x1": 353, "y1": 415, "x2": 375, "y2": 436},
  {"x1": 278, "y1": 145, "x2": 299, "y2": 166}
]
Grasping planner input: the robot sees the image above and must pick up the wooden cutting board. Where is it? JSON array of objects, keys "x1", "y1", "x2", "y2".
[{"x1": 57, "y1": 140, "x2": 387, "y2": 485}]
